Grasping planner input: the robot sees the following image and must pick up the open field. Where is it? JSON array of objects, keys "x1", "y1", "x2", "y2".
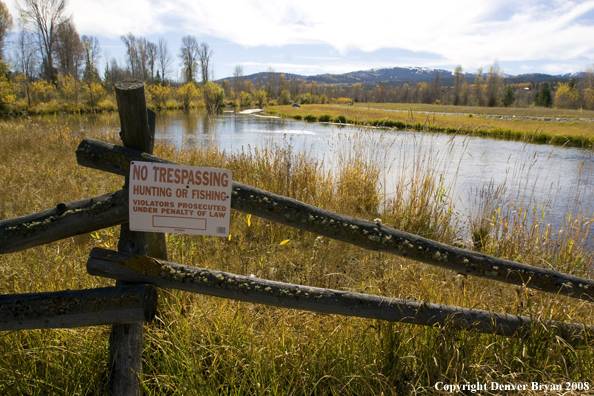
[
  {"x1": 351, "y1": 103, "x2": 594, "y2": 119},
  {"x1": 267, "y1": 104, "x2": 594, "y2": 147},
  {"x1": 1, "y1": 119, "x2": 593, "y2": 395}
]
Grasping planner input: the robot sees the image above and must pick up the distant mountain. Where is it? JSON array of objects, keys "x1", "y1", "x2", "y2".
[
  {"x1": 309, "y1": 66, "x2": 455, "y2": 84},
  {"x1": 561, "y1": 71, "x2": 586, "y2": 79},
  {"x1": 503, "y1": 73, "x2": 571, "y2": 84},
  {"x1": 217, "y1": 66, "x2": 583, "y2": 87}
]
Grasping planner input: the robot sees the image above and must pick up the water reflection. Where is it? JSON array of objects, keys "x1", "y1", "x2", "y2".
[{"x1": 12, "y1": 109, "x2": 594, "y2": 247}]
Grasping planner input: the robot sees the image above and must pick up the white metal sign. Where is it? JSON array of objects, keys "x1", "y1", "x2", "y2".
[{"x1": 129, "y1": 161, "x2": 232, "y2": 237}]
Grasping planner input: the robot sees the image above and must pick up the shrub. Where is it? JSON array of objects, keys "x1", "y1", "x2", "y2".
[
  {"x1": 29, "y1": 80, "x2": 56, "y2": 105},
  {"x1": 318, "y1": 114, "x2": 332, "y2": 122},
  {"x1": 81, "y1": 82, "x2": 106, "y2": 107},
  {"x1": 177, "y1": 82, "x2": 200, "y2": 109},
  {"x1": 303, "y1": 114, "x2": 317, "y2": 122},
  {"x1": 202, "y1": 82, "x2": 225, "y2": 113},
  {"x1": 97, "y1": 99, "x2": 117, "y2": 112},
  {"x1": 278, "y1": 90, "x2": 291, "y2": 105},
  {"x1": 147, "y1": 84, "x2": 172, "y2": 109},
  {"x1": 332, "y1": 97, "x2": 353, "y2": 104},
  {"x1": 240, "y1": 91, "x2": 252, "y2": 106},
  {"x1": 256, "y1": 89, "x2": 267, "y2": 107},
  {"x1": 334, "y1": 115, "x2": 347, "y2": 124}
]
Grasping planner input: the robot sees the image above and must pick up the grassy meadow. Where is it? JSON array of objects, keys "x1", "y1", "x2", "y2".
[
  {"x1": 267, "y1": 104, "x2": 594, "y2": 147},
  {"x1": 351, "y1": 102, "x2": 594, "y2": 119},
  {"x1": 1, "y1": 117, "x2": 594, "y2": 395}
]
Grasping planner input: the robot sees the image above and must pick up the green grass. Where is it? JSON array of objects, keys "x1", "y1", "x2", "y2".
[
  {"x1": 0, "y1": 119, "x2": 593, "y2": 395},
  {"x1": 267, "y1": 104, "x2": 594, "y2": 148}
]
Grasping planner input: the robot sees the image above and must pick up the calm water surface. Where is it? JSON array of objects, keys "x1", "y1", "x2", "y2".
[{"x1": 19, "y1": 109, "x2": 594, "y2": 246}]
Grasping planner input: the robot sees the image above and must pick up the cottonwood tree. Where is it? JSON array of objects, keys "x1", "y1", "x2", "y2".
[
  {"x1": 103, "y1": 57, "x2": 127, "y2": 91},
  {"x1": 81, "y1": 35, "x2": 100, "y2": 81},
  {"x1": 157, "y1": 38, "x2": 173, "y2": 84},
  {"x1": 198, "y1": 41, "x2": 212, "y2": 84},
  {"x1": 233, "y1": 64, "x2": 243, "y2": 99},
  {"x1": 472, "y1": 66, "x2": 484, "y2": 106},
  {"x1": 146, "y1": 41, "x2": 157, "y2": 83},
  {"x1": 580, "y1": 66, "x2": 594, "y2": 110},
  {"x1": 430, "y1": 71, "x2": 441, "y2": 103},
  {"x1": 179, "y1": 35, "x2": 199, "y2": 83},
  {"x1": 0, "y1": 1, "x2": 12, "y2": 60},
  {"x1": 15, "y1": 0, "x2": 70, "y2": 82},
  {"x1": 55, "y1": 19, "x2": 82, "y2": 78},
  {"x1": 121, "y1": 33, "x2": 138, "y2": 77},
  {"x1": 484, "y1": 61, "x2": 504, "y2": 107},
  {"x1": 13, "y1": 17, "x2": 38, "y2": 105},
  {"x1": 80, "y1": 35, "x2": 100, "y2": 106},
  {"x1": 266, "y1": 66, "x2": 277, "y2": 96},
  {"x1": 451, "y1": 65, "x2": 465, "y2": 105},
  {"x1": 121, "y1": 33, "x2": 155, "y2": 81}
]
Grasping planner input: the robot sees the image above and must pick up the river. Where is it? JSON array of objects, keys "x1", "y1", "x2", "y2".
[{"x1": 15, "y1": 109, "x2": 594, "y2": 248}]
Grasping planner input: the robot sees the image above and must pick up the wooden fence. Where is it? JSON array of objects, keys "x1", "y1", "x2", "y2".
[{"x1": 1, "y1": 80, "x2": 594, "y2": 395}]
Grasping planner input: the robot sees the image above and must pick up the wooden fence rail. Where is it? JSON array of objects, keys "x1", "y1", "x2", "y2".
[
  {"x1": 87, "y1": 247, "x2": 594, "y2": 347},
  {"x1": 0, "y1": 284, "x2": 157, "y2": 331},
  {"x1": 74, "y1": 137, "x2": 594, "y2": 302},
  {"x1": 0, "y1": 190, "x2": 128, "y2": 254}
]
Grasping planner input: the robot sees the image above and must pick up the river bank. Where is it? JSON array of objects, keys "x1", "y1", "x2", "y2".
[{"x1": 266, "y1": 104, "x2": 594, "y2": 147}]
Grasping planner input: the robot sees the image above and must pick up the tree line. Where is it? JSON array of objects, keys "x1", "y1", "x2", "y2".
[
  {"x1": 0, "y1": 0, "x2": 225, "y2": 111},
  {"x1": 0, "y1": 0, "x2": 592, "y2": 113}
]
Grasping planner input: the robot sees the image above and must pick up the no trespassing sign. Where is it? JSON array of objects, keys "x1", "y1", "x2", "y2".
[{"x1": 129, "y1": 161, "x2": 232, "y2": 237}]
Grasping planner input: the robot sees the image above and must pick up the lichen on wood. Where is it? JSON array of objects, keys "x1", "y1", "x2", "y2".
[
  {"x1": 87, "y1": 247, "x2": 594, "y2": 347},
  {"x1": 75, "y1": 137, "x2": 594, "y2": 302}
]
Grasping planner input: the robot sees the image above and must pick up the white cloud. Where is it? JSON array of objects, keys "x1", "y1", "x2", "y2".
[{"x1": 9, "y1": 0, "x2": 594, "y2": 75}]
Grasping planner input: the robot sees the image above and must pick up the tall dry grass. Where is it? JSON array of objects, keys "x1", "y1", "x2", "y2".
[{"x1": 0, "y1": 117, "x2": 593, "y2": 395}]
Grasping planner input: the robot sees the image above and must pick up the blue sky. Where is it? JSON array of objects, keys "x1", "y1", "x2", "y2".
[{"x1": 9, "y1": 0, "x2": 594, "y2": 79}]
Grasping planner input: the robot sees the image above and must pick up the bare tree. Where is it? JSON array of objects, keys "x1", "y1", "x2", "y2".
[
  {"x1": 472, "y1": 66, "x2": 484, "y2": 106},
  {"x1": 267, "y1": 66, "x2": 277, "y2": 96},
  {"x1": 157, "y1": 38, "x2": 172, "y2": 83},
  {"x1": 55, "y1": 19, "x2": 82, "y2": 78},
  {"x1": 15, "y1": 0, "x2": 70, "y2": 82},
  {"x1": 198, "y1": 41, "x2": 212, "y2": 84},
  {"x1": 13, "y1": 18, "x2": 38, "y2": 105},
  {"x1": 484, "y1": 60, "x2": 504, "y2": 107},
  {"x1": 233, "y1": 64, "x2": 243, "y2": 98},
  {"x1": 121, "y1": 33, "x2": 141, "y2": 78},
  {"x1": 121, "y1": 33, "x2": 134, "y2": 74},
  {"x1": 178, "y1": 35, "x2": 199, "y2": 83},
  {"x1": 81, "y1": 35, "x2": 100, "y2": 81},
  {"x1": 157, "y1": 37, "x2": 173, "y2": 84},
  {"x1": 430, "y1": 70, "x2": 441, "y2": 103},
  {"x1": 451, "y1": 65, "x2": 465, "y2": 106},
  {"x1": 137, "y1": 37, "x2": 150, "y2": 80},
  {"x1": 103, "y1": 56, "x2": 128, "y2": 90},
  {"x1": 0, "y1": 1, "x2": 12, "y2": 60},
  {"x1": 14, "y1": 23, "x2": 37, "y2": 76},
  {"x1": 146, "y1": 41, "x2": 157, "y2": 83}
]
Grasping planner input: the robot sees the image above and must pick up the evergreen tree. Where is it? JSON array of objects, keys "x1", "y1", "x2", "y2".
[
  {"x1": 534, "y1": 83, "x2": 552, "y2": 107},
  {"x1": 502, "y1": 85, "x2": 515, "y2": 107}
]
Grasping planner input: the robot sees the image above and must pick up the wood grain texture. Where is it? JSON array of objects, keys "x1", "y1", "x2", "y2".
[
  {"x1": 0, "y1": 285, "x2": 157, "y2": 331},
  {"x1": 76, "y1": 138, "x2": 594, "y2": 302},
  {"x1": 87, "y1": 248, "x2": 594, "y2": 347}
]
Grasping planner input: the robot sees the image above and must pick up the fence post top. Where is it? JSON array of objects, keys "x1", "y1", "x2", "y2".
[{"x1": 115, "y1": 80, "x2": 145, "y2": 91}]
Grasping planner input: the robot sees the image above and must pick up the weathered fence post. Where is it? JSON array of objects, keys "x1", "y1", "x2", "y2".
[{"x1": 109, "y1": 80, "x2": 167, "y2": 396}]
